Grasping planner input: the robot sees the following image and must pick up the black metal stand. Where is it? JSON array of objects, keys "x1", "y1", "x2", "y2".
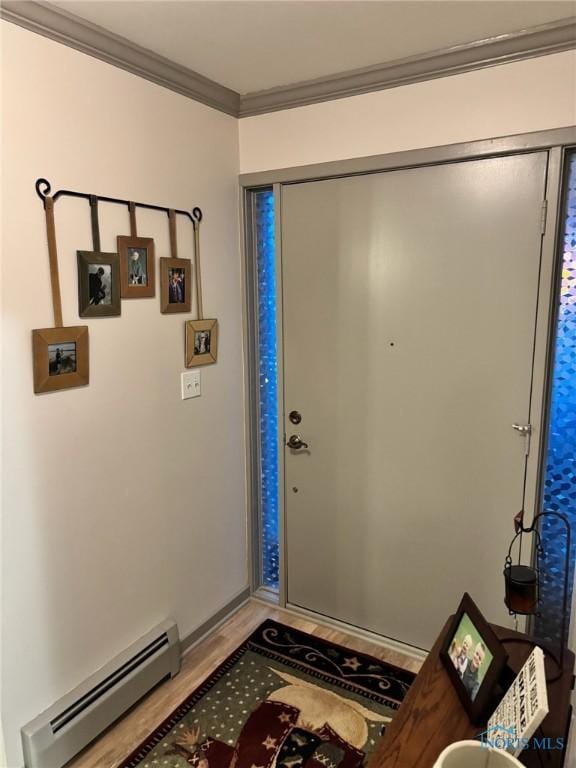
[
  {"x1": 524, "y1": 511, "x2": 571, "y2": 674},
  {"x1": 35, "y1": 178, "x2": 202, "y2": 228}
]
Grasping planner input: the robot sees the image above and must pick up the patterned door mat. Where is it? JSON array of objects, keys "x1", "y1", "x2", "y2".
[{"x1": 119, "y1": 619, "x2": 415, "y2": 768}]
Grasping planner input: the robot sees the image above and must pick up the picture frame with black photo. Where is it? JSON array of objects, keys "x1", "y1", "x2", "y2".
[
  {"x1": 117, "y1": 235, "x2": 155, "y2": 298},
  {"x1": 77, "y1": 251, "x2": 121, "y2": 317},
  {"x1": 440, "y1": 592, "x2": 509, "y2": 724}
]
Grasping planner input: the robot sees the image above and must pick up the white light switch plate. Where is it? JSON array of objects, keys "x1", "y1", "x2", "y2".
[{"x1": 181, "y1": 370, "x2": 201, "y2": 399}]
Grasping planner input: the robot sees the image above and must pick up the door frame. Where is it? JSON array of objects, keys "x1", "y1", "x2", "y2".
[{"x1": 240, "y1": 126, "x2": 576, "y2": 641}]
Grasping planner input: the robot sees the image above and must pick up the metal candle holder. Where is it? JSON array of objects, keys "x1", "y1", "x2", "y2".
[{"x1": 504, "y1": 509, "x2": 571, "y2": 673}]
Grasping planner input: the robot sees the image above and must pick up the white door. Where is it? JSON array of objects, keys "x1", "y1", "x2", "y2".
[{"x1": 281, "y1": 153, "x2": 549, "y2": 650}]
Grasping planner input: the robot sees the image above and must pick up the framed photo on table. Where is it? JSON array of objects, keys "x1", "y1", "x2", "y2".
[
  {"x1": 117, "y1": 236, "x2": 155, "y2": 298},
  {"x1": 440, "y1": 593, "x2": 508, "y2": 724}
]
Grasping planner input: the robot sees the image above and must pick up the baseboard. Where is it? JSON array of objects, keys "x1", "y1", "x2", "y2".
[
  {"x1": 180, "y1": 587, "x2": 251, "y2": 655},
  {"x1": 260, "y1": 599, "x2": 428, "y2": 665}
]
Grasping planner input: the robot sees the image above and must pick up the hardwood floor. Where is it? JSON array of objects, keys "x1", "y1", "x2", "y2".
[{"x1": 66, "y1": 598, "x2": 423, "y2": 768}]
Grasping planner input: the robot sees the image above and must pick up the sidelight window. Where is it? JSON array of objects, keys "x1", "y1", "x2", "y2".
[
  {"x1": 253, "y1": 189, "x2": 279, "y2": 590},
  {"x1": 537, "y1": 151, "x2": 576, "y2": 644}
]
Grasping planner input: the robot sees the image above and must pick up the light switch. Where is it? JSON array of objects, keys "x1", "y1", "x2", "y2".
[{"x1": 181, "y1": 370, "x2": 201, "y2": 400}]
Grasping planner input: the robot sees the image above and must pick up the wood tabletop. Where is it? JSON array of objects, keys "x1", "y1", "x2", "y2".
[{"x1": 370, "y1": 618, "x2": 575, "y2": 768}]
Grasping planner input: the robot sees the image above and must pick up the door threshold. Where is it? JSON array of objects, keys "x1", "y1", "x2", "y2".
[
  {"x1": 252, "y1": 586, "x2": 280, "y2": 605},
  {"x1": 282, "y1": 602, "x2": 428, "y2": 664}
]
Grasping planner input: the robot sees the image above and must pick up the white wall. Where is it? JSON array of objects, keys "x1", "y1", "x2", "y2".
[
  {"x1": 239, "y1": 51, "x2": 576, "y2": 172},
  {"x1": 1, "y1": 22, "x2": 246, "y2": 767}
]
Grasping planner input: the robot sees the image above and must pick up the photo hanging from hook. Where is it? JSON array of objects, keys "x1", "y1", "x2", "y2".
[
  {"x1": 160, "y1": 208, "x2": 192, "y2": 314},
  {"x1": 117, "y1": 201, "x2": 156, "y2": 299}
]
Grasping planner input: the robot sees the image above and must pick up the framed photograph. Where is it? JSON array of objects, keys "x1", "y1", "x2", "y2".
[
  {"x1": 160, "y1": 257, "x2": 192, "y2": 314},
  {"x1": 77, "y1": 251, "x2": 121, "y2": 317},
  {"x1": 117, "y1": 236, "x2": 155, "y2": 298},
  {"x1": 32, "y1": 326, "x2": 89, "y2": 394},
  {"x1": 185, "y1": 319, "x2": 218, "y2": 367},
  {"x1": 440, "y1": 593, "x2": 508, "y2": 724}
]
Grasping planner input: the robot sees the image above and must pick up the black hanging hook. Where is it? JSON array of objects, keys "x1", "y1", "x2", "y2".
[
  {"x1": 36, "y1": 178, "x2": 52, "y2": 204},
  {"x1": 192, "y1": 207, "x2": 203, "y2": 228}
]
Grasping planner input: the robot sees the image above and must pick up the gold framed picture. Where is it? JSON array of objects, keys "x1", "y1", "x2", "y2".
[
  {"x1": 32, "y1": 326, "x2": 89, "y2": 394},
  {"x1": 117, "y1": 236, "x2": 155, "y2": 298},
  {"x1": 185, "y1": 319, "x2": 218, "y2": 367},
  {"x1": 160, "y1": 257, "x2": 192, "y2": 314}
]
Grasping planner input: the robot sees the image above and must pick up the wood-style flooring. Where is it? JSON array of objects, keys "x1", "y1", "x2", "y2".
[{"x1": 67, "y1": 599, "x2": 423, "y2": 768}]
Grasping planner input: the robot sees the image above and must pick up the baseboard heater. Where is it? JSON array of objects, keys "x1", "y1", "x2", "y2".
[{"x1": 21, "y1": 619, "x2": 180, "y2": 768}]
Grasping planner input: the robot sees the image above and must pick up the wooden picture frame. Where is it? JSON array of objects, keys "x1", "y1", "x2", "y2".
[
  {"x1": 185, "y1": 319, "x2": 218, "y2": 367},
  {"x1": 77, "y1": 251, "x2": 121, "y2": 317},
  {"x1": 160, "y1": 257, "x2": 192, "y2": 314},
  {"x1": 32, "y1": 326, "x2": 89, "y2": 394},
  {"x1": 440, "y1": 593, "x2": 509, "y2": 724},
  {"x1": 117, "y1": 236, "x2": 155, "y2": 298}
]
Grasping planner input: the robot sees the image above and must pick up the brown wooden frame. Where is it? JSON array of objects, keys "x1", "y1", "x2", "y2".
[
  {"x1": 77, "y1": 251, "x2": 121, "y2": 317},
  {"x1": 185, "y1": 319, "x2": 218, "y2": 367},
  {"x1": 117, "y1": 236, "x2": 155, "y2": 298},
  {"x1": 32, "y1": 326, "x2": 89, "y2": 394},
  {"x1": 439, "y1": 592, "x2": 509, "y2": 724},
  {"x1": 160, "y1": 257, "x2": 192, "y2": 314}
]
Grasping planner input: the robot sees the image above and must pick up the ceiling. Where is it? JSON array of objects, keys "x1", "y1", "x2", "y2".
[{"x1": 51, "y1": 1, "x2": 576, "y2": 95}]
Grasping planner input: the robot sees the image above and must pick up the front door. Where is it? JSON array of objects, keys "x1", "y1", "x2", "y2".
[{"x1": 281, "y1": 152, "x2": 549, "y2": 650}]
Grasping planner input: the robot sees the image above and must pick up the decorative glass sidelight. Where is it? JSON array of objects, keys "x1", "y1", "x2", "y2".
[
  {"x1": 254, "y1": 189, "x2": 279, "y2": 589},
  {"x1": 536, "y1": 152, "x2": 576, "y2": 644}
]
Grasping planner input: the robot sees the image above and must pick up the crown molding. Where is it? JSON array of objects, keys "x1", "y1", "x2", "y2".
[
  {"x1": 239, "y1": 17, "x2": 576, "y2": 117},
  {"x1": 0, "y1": 0, "x2": 240, "y2": 116},
  {"x1": 1, "y1": 3, "x2": 574, "y2": 119}
]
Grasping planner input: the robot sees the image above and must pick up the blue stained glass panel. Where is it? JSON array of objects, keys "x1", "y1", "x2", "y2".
[
  {"x1": 254, "y1": 189, "x2": 279, "y2": 589},
  {"x1": 536, "y1": 153, "x2": 576, "y2": 644}
]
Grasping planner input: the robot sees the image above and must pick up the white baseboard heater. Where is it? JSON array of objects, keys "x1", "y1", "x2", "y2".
[{"x1": 21, "y1": 619, "x2": 180, "y2": 768}]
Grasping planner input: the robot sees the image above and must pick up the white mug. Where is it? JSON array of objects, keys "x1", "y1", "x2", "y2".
[{"x1": 433, "y1": 740, "x2": 526, "y2": 768}]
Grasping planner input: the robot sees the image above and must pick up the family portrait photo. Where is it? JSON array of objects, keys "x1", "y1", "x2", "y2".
[
  {"x1": 48, "y1": 342, "x2": 77, "y2": 376},
  {"x1": 448, "y1": 612, "x2": 494, "y2": 701}
]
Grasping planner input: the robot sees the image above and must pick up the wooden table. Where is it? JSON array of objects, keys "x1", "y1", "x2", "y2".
[{"x1": 370, "y1": 619, "x2": 575, "y2": 768}]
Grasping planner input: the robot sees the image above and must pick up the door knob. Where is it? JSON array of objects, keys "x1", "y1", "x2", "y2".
[
  {"x1": 512, "y1": 423, "x2": 532, "y2": 457},
  {"x1": 287, "y1": 434, "x2": 309, "y2": 450}
]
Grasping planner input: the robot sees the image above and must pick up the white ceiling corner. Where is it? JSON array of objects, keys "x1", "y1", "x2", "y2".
[{"x1": 49, "y1": 0, "x2": 576, "y2": 95}]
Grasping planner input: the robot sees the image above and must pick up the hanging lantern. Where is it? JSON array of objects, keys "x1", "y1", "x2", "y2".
[
  {"x1": 504, "y1": 562, "x2": 539, "y2": 615},
  {"x1": 503, "y1": 509, "x2": 571, "y2": 676}
]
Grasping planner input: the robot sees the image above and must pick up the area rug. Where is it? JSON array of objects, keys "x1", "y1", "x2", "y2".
[{"x1": 119, "y1": 619, "x2": 415, "y2": 768}]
